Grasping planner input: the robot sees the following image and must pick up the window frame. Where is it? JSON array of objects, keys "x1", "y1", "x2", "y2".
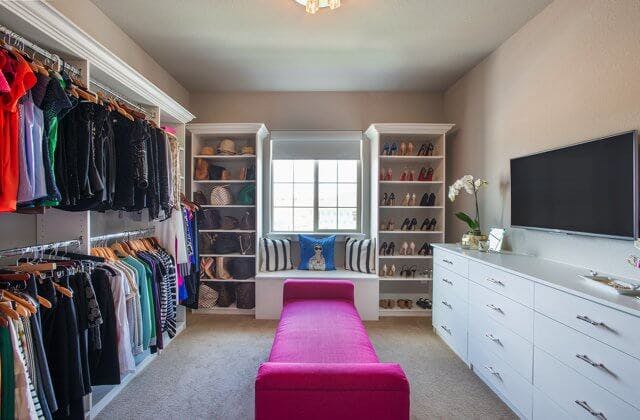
[{"x1": 268, "y1": 148, "x2": 364, "y2": 236}]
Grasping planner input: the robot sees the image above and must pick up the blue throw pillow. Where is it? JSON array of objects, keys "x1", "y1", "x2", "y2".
[{"x1": 298, "y1": 235, "x2": 336, "y2": 271}]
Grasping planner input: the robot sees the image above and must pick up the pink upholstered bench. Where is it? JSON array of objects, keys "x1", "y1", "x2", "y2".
[{"x1": 255, "y1": 279, "x2": 410, "y2": 420}]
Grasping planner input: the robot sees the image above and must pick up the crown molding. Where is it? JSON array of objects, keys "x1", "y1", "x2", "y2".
[
  {"x1": 0, "y1": 1, "x2": 194, "y2": 123},
  {"x1": 365, "y1": 123, "x2": 455, "y2": 137}
]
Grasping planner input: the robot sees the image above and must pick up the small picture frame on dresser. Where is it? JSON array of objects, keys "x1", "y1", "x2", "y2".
[{"x1": 488, "y1": 228, "x2": 505, "y2": 252}]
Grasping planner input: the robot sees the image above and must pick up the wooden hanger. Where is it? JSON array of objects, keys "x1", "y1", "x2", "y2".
[
  {"x1": 6, "y1": 262, "x2": 57, "y2": 273},
  {"x1": 0, "y1": 273, "x2": 29, "y2": 282},
  {"x1": 2, "y1": 290, "x2": 36, "y2": 315},
  {"x1": 52, "y1": 282, "x2": 73, "y2": 298},
  {"x1": 37, "y1": 295, "x2": 52, "y2": 309},
  {"x1": 0, "y1": 300, "x2": 19, "y2": 321}
]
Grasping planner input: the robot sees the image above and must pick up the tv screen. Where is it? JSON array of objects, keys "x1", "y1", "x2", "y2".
[{"x1": 510, "y1": 131, "x2": 638, "y2": 239}]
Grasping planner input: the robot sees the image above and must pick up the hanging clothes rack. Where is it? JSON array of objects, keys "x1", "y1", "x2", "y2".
[
  {"x1": 89, "y1": 79, "x2": 155, "y2": 119},
  {"x1": 90, "y1": 227, "x2": 156, "y2": 244},
  {"x1": 0, "y1": 238, "x2": 82, "y2": 258},
  {"x1": 0, "y1": 24, "x2": 81, "y2": 77}
]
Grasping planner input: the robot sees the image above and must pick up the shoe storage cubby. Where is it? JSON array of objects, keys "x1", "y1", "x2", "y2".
[
  {"x1": 366, "y1": 124, "x2": 454, "y2": 317},
  {"x1": 188, "y1": 124, "x2": 269, "y2": 314}
]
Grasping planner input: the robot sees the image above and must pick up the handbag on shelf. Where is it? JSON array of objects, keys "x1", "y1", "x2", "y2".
[
  {"x1": 200, "y1": 257, "x2": 215, "y2": 279},
  {"x1": 198, "y1": 282, "x2": 219, "y2": 309},
  {"x1": 215, "y1": 257, "x2": 232, "y2": 280},
  {"x1": 230, "y1": 259, "x2": 255, "y2": 280},
  {"x1": 208, "y1": 164, "x2": 227, "y2": 180},
  {"x1": 235, "y1": 283, "x2": 255, "y2": 309},
  {"x1": 195, "y1": 158, "x2": 210, "y2": 180},
  {"x1": 238, "y1": 233, "x2": 255, "y2": 255},
  {"x1": 213, "y1": 233, "x2": 241, "y2": 254},
  {"x1": 198, "y1": 208, "x2": 221, "y2": 229},
  {"x1": 239, "y1": 167, "x2": 247, "y2": 181},
  {"x1": 200, "y1": 233, "x2": 216, "y2": 254},
  {"x1": 246, "y1": 164, "x2": 256, "y2": 181},
  {"x1": 212, "y1": 282, "x2": 235, "y2": 307},
  {"x1": 221, "y1": 215, "x2": 239, "y2": 230},
  {"x1": 193, "y1": 191, "x2": 208, "y2": 205},
  {"x1": 220, "y1": 169, "x2": 232, "y2": 181},
  {"x1": 210, "y1": 186, "x2": 233, "y2": 206},
  {"x1": 236, "y1": 184, "x2": 255, "y2": 205},
  {"x1": 239, "y1": 211, "x2": 254, "y2": 230}
]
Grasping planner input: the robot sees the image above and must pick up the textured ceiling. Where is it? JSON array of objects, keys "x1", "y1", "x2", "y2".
[{"x1": 91, "y1": 0, "x2": 552, "y2": 92}]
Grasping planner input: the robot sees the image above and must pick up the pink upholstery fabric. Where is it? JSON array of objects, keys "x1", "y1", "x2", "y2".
[{"x1": 256, "y1": 279, "x2": 410, "y2": 420}]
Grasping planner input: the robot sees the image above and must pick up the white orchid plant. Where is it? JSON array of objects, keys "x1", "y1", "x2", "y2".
[{"x1": 448, "y1": 175, "x2": 488, "y2": 235}]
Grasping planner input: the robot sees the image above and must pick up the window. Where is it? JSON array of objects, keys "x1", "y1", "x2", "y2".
[{"x1": 270, "y1": 132, "x2": 362, "y2": 233}]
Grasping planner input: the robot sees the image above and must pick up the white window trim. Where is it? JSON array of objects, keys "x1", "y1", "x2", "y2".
[{"x1": 264, "y1": 131, "x2": 370, "y2": 238}]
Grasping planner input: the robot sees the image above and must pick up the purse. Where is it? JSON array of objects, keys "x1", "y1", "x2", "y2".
[
  {"x1": 198, "y1": 282, "x2": 219, "y2": 309},
  {"x1": 213, "y1": 233, "x2": 241, "y2": 254},
  {"x1": 212, "y1": 282, "x2": 235, "y2": 307},
  {"x1": 215, "y1": 257, "x2": 232, "y2": 280},
  {"x1": 198, "y1": 208, "x2": 221, "y2": 229},
  {"x1": 195, "y1": 158, "x2": 210, "y2": 180},
  {"x1": 208, "y1": 164, "x2": 227, "y2": 180},
  {"x1": 235, "y1": 283, "x2": 255, "y2": 309},
  {"x1": 239, "y1": 211, "x2": 254, "y2": 230},
  {"x1": 246, "y1": 164, "x2": 256, "y2": 181},
  {"x1": 238, "y1": 233, "x2": 255, "y2": 255},
  {"x1": 210, "y1": 186, "x2": 233, "y2": 206},
  {"x1": 221, "y1": 215, "x2": 239, "y2": 230},
  {"x1": 236, "y1": 184, "x2": 255, "y2": 205},
  {"x1": 199, "y1": 233, "x2": 216, "y2": 254},
  {"x1": 230, "y1": 259, "x2": 255, "y2": 280},
  {"x1": 193, "y1": 191, "x2": 208, "y2": 205}
]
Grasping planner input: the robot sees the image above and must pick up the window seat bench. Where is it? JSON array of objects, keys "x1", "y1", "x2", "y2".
[{"x1": 255, "y1": 269, "x2": 379, "y2": 320}]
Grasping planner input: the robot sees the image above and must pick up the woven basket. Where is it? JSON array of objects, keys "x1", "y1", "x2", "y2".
[
  {"x1": 198, "y1": 282, "x2": 219, "y2": 309},
  {"x1": 210, "y1": 185, "x2": 232, "y2": 205}
]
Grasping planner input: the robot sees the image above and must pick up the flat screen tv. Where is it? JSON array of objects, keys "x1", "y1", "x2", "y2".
[{"x1": 510, "y1": 131, "x2": 639, "y2": 240}]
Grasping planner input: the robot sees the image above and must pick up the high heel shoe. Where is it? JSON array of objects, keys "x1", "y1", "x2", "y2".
[
  {"x1": 385, "y1": 168, "x2": 393, "y2": 181},
  {"x1": 399, "y1": 242, "x2": 408, "y2": 255},
  {"x1": 389, "y1": 264, "x2": 397, "y2": 277},
  {"x1": 427, "y1": 193, "x2": 436, "y2": 206},
  {"x1": 379, "y1": 242, "x2": 388, "y2": 255},
  {"x1": 387, "y1": 242, "x2": 395, "y2": 255},
  {"x1": 382, "y1": 143, "x2": 390, "y2": 156},
  {"x1": 400, "y1": 218, "x2": 411, "y2": 231},
  {"x1": 388, "y1": 220, "x2": 395, "y2": 230},
  {"x1": 399, "y1": 265, "x2": 409, "y2": 278},
  {"x1": 379, "y1": 168, "x2": 385, "y2": 181},
  {"x1": 381, "y1": 264, "x2": 388, "y2": 277},
  {"x1": 401, "y1": 193, "x2": 410, "y2": 206},
  {"x1": 400, "y1": 168, "x2": 408, "y2": 181},
  {"x1": 417, "y1": 144, "x2": 426, "y2": 156},
  {"x1": 409, "y1": 265, "x2": 417, "y2": 278},
  {"x1": 381, "y1": 192, "x2": 388, "y2": 206},
  {"x1": 418, "y1": 167, "x2": 427, "y2": 181},
  {"x1": 420, "y1": 217, "x2": 431, "y2": 231},
  {"x1": 389, "y1": 193, "x2": 396, "y2": 206},
  {"x1": 426, "y1": 143, "x2": 434, "y2": 156},
  {"x1": 390, "y1": 142, "x2": 398, "y2": 156},
  {"x1": 407, "y1": 142, "x2": 414, "y2": 155},
  {"x1": 409, "y1": 218, "x2": 418, "y2": 231},
  {"x1": 420, "y1": 193, "x2": 436, "y2": 207},
  {"x1": 400, "y1": 142, "x2": 407, "y2": 156},
  {"x1": 427, "y1": 218, "x2": 437, "y2": 231},
  {"x1": 409, "y1": 170, "x2": 415, "y2": 181},
  {"x1": 408, "y1": 242, "x2": 416, "y2": 256},
  {"x1": 425, "y1": 167, "x2": 434, "y2": 181},
  {"x1": 418, "y1": 242, "x2": 430, "y2": 256},
  {"x1": 408, "y1": 193, "x2": 417, "y2": 206}
]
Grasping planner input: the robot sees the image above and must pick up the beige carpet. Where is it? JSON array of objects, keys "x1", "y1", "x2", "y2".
[{"x1": 96, "y1": 315, "x2": 515, "y2": 419}]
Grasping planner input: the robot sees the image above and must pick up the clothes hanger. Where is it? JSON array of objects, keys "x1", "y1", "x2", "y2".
[{"x1": 0, "y1": 299, "x2": 20, "y2": 320}]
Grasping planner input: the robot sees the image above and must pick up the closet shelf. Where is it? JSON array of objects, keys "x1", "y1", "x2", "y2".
[
  {"x1": 192, "y1": 180, "x2": 256, "y2": 184},
  {"x1": 192, "y1": 304, "x2": 255, "y2": 315},
  {"x1": 379, "y1": 230, "x2": 444, "y2": 234},
  {"x1": 199, "y1": 229, "x2": 256, "y2": 233},
  {"x1": 200, "y1": 253, "x2": 256, "y2": 258},
  {"x1": 379, "y1": 156, "x2": 444, "y2": 161},
  {"x1": 379, "y1": 181, "x2": 443, "y2": 184},
  {"x1": 193, "y1": 155, "x2": 256, "y2": 159}
]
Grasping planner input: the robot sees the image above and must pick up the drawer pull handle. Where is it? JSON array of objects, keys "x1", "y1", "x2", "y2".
[
  {"x1": 442, "y1": 259, "x2": 454, "y2": 265},
  {"x1": 487, "y1": 277, "x2": 505, "y2": 286},
  {"x1": 441, "y1": 300, "x2": 452, "y2": 309},
  {"x1": 442, "y1": 278, "x2": 453, "y2": 285},
  {"x1": 440, "y1": 325, "x2": 451, "y2": 335},
  {"x1": 575, "y1": 400, "x2": 607, "y2": 420},
  {"x1": 486, "y1": 304, "x2": 504, "y2": 314},
  {"x1": 485, "y1": 333, "x2": 502, "y2": 345},
  {"x1": 576, "y1": 354, "x2": 616, "y2": 377},
  {"x1": 576, "y1": 315, "x2": 611, "y2": 330},
  {"x1": 483, "y1": 365, "x2": 503, "y2": 381}
]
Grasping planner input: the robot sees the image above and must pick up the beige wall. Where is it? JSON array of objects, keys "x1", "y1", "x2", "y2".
[
  {"x1": 50, "y1": 0, "x2": 189, "y2": 108},
  {"x1": 190, "y1": 92, "x2": 444, "y2": 130},
  {"x1": 444, "y1": 0, "x2": 640, "y2": 279}
]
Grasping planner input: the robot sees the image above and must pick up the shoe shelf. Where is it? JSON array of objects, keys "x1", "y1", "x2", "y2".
[
  {"x1": 188, "y1": 123, "x2": 270, "y2": 317},
  {"x1": 366, "y1": 123, "x2": 454, "y2": 319}
]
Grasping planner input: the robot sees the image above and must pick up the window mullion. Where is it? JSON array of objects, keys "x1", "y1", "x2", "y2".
[{"x1": 313, "y1": 160, "x2": 319, "y2": 232}]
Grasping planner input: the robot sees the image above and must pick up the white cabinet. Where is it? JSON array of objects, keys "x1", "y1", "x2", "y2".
[{"x1": 433, "y1": 245, "x2": 640, "y2": 420}]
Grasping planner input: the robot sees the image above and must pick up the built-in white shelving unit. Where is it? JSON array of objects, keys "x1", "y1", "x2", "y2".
[
  {"x1": 366, "y1": 124, "x2": 454, "y2": 317},
  {"x1": 187, "y1": 123, "x2": 269, "y2": 315}
]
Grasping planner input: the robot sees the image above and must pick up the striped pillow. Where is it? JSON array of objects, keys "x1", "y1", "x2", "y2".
[
  {"x1": 344, "y1": 238, "x2": 375, "y2": 274},
  {"x1": 260, "y1": 238, "x2": 293, "y2": 272}
]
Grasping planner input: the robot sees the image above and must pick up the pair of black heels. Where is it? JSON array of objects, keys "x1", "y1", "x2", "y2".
[
  {"x1": 399, "y1": 265, "x2": 417, "y2": 278},
  {"x1": 417, "y1": 242, "x2": 432, "y2": 256},
  {"x1": 416, "y1": 143, "x2": 435, "y2": 156},
  {"x1": 421, "y1": 218, "x2": 437, "y2": 231},
  {"x1": 399, "y1": 217, "x2": 437, "y2": 231},
  {"x1": 379, "y1": 241, "x2": 396, "y2": 256},
  {"x1": 416, "y1": 298, "x2": 432, "y2": 309},
  {"x1": 381, "y1": 192, "x2": 396, "y2": 206},
  {"x1": 420, "y1": 192, "x2": 436, "y2": 207}
]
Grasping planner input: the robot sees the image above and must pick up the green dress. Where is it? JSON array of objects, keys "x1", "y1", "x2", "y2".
[{"x1": 0, "y1": 326, "x2": 15, "y2": 420}]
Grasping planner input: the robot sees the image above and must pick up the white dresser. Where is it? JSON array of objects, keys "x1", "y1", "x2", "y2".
[{"x1": 432, "y1": 244, "x2": 640, "y2": 420}]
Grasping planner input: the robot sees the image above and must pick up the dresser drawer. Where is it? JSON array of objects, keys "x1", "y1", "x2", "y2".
[
  {"x1": 469, "y1": 281, "x2": 534, "y2": 341},
  {"x1": 535, "y1": 284, "x2": 640, "y2": 359},
  {"x1": 533, "y1": 387, "x2": 570, "y2": 420},
  {"x1": 469, "y1": 260, "x2": 533, "y2": 307},
  {"x1": 534, "y1": 348, "x2": 640, "y2": 420},
  {"x1": 433, "y1": 264, "x2": 468, "y2": 302},
  {"x1": 469, "y1": 304, "x2": 533, "y2": 382},
  {"x1": 433, "y1": 282, "x2": 468, "y2": 322},
  {"x1": 469, "y1": 337, "x2": 532, "y2": 418},
  {"x1": 435, "y1": 300, "x2": 468, "y2": 362},
  {"x1": 434, "y1": 248, "x2": 468, "y2": 278},
  {"x1": 535, "y1": 312, "x2": 640, "y2": 409}
]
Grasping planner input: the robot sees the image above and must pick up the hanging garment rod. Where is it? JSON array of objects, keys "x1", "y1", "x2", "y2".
[
  {"x1": 89, "y1": 79, "x2": 155, "y2": 119},
  {"x1": 90, "y1": 228, "x2": 156, "y2": 244},
  {"x1": 0, "y1": 25, "x2": 81, "y2": 76},
  {"x1": 0, "y1": 238, "x2": 82, "y2": 258}
]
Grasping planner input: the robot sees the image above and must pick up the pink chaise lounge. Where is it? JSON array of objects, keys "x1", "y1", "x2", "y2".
[{"x1": 255, "y1": 279, "x2": 410, "y2": 420}]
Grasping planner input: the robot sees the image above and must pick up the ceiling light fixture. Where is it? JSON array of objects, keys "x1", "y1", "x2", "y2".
[{"x1": 295, "y1": 0, "x2": 341, "y2": 15}]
